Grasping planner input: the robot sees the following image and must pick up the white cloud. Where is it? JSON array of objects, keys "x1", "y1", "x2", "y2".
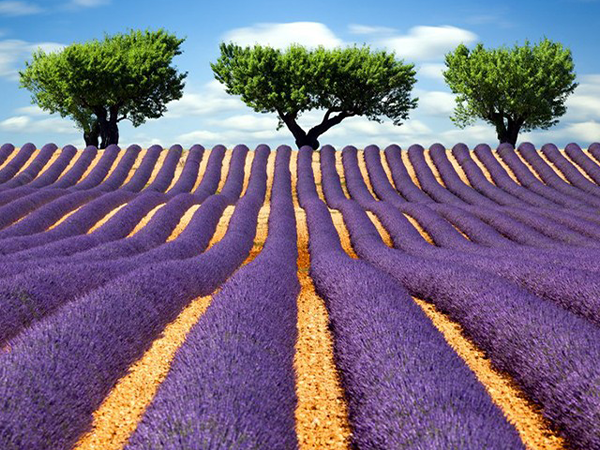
[
  {"x1": 563, "y1": 75, "x2": 600, "y2": 121},
  {"x1": 223, "y1": 22, "x2": 344, "y2": 49},
  {"x1": 0, "y1": 1, "x2": 42, "y2": 16},
  {"x1": 0, "y1": 115, "x2": 30, "y2": 131},
  {"x1": 296, "y1": 109, "x2": 331, "y2": 129},
  {"x1": 177, "y1": 112, "x2": 290, "y2": 146},
  {"x1": 0, "y1": 39, "x2": 64, "y2": 80},
  {"x1": 33, "y1": 117, "x2": 79, "y2": 134},
  {"x1": 15, "y1": 105, "x2": 47, "y2": 116},
  {"x1": 568, "y1": 96, "x2": 600, "y2": 119},
  {"x1": 177, "y1": 130, "x2": 221, "y2": 144},
  {"x1": 0, "y1": 114, "x2": 78, "y2": 134},
  {"x1": 380, "y1": 26, "x2": 477, "y2": 61},
  {"x1": 522, "y1": 121, "x2": 600, "y2": 146},
  {"x1": 1, "y1": 104, "x2": 77, "y2": 136},
  {"x1": 0, "y1": 41, "x2": 24, "y2": 78},
  {"x1": 348, "y1": 24, "x2": 396, "y2": 35},
  {"x1": 417, "y1": 91, "x2": 456, "y2": 116},
  {"x1": 419, "y1": 63, "x2": 446, "y2": 81},
  {"x1": 575, "y1": 74, "x2": 600, "y2": 91},
  {"x1": 209, "y1": 114, "x2": 278, "y2": 131},
  {"x1": 123, "y1": 133, "x2": 163, "y2": 149},
  {"x1": 441, "y1": 124, "x2": 497, "y2": 144},
  {"x1": 557, "y1": 122, "x2": 600, "y2": 143},
  {"x1": 327, "y1": 116, "x2": 430, "y2": 137},
  {"x1": 250, "y1": 128, "x2": 289, "y2": 140},
  {"x1": 165, "y1": 80, "x2": 244, "y2": 118}
]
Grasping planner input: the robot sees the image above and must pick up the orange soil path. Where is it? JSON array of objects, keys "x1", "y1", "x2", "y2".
[
  {"x1": 423, "y1": 148, "x2": 447, "y2": 186},
  {"x1": 86, "y1": 203, "x2": 128, "y2": 233},
  {"x1": 126, "y1": 204, "x2": 165, "y2": 237},
  {"x1": 356, "y1": 150, "x2": 377, "y2": 198},
  {"x1": 537, "y1": 151, "x2": 570, "y2": 183},
  {"x1": 295, "y1": 209, "x2": 352, "y2": 450},
  {"x1": 471, "y1": 150, "x2": 498, "y2": 184},
  {"x1": 191, "y1": 147, "x2": 211, "y2": 192},
  {"x1": 166, "y1": 205, "x2": 202, "y2": 242},
  {"x1": 3, "y1": 148, "x2": 36, "y2": 178},
  {"x1": 76, "y1": 149, "x2": 102, "y2": 183},
  {"x1": 291, "y1": 151, "x2": 352, "y2": 450},
  {"x1": 491, "y1": 149, "x2": 522, "y2": 183},
  {"x1": 48, "y1": 206, "x2": 83, "y2": 230},
  {"x1": 401, "y1": 149, "x2": 422, "y2": 188},
  {"x1": 446, "y1": 149, "x2": 473, "y2": 186},
  {"x1": 216, "y1": 149, "x2": 233, "y2": 192}
]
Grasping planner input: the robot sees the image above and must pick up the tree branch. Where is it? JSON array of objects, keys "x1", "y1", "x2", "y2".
[
  {"x1": 278, "y1": 110, "x2": 307, "y2": 143},
  {"x1": 321, "y1": 108, "x2": 346, "y2": 124},
  {"x1": 308, "y1": 110, "x2": 353, "y2": 140}
]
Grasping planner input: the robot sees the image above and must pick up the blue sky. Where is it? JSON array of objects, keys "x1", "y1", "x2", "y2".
[{"x1": 0, "y1": 0, "x2": 599, "y2": 149}]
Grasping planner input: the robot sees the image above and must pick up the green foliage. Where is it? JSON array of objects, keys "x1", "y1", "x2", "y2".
[
  {"x1": 19, "y1": 28, "x2": 187, "y2": 146},
  {"x1": 443, "y1": 38, "x2": 577, "y2": 144},
  {"x1": 211, "y1": 43, "x2": 418, "y2": 148}
]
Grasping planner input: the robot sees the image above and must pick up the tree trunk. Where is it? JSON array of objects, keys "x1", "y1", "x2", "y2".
[
  {"x1": 496, "y1": 117, "x2": 521, "y2": 147},
  {"x1": 97, "y1": 111, "x2": 120, "y2": 148},
  {"x1": 280, "y1": 113, "x2": 318, "y2": 149},
  {"x1": 83, "y1": 120, "x2": 100, "y2": 148},
  {"x1": 103, "y1": 120, "x2": 119, "y2": 148},
  {"x1": 294, "y1": 134, "x2": 320, "y2": 150}
]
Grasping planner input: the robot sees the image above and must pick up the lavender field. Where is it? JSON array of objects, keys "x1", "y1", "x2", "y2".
[{"x1": 0, "y1": 141, "x2": 599, "y2": 450}]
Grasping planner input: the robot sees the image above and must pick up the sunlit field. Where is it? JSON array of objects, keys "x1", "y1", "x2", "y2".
[{"x1": 0, "y1": 141, "x2": 599, "y2": 449}]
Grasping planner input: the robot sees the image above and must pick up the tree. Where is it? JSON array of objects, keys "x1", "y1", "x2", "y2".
[
  {"x1": 20, "y1": 29, "x2": 187, "y2": 148},
  {"x1": 211, "y1": 44, "x2": 418, "y2": 149},
  {"x1": 443, "y1": 39, "x2": 578, "y2": 146}
]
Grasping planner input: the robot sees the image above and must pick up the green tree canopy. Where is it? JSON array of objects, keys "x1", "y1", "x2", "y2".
[
  {"x1": 211, "y1": 43, "x2": 418, "y2": 149},
  {"x1": 20, "y1": 29, "x2": 187, "y2": 148},
  {"x1": 443, "y1": 38, "x2": 578, "y2": 146}
]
